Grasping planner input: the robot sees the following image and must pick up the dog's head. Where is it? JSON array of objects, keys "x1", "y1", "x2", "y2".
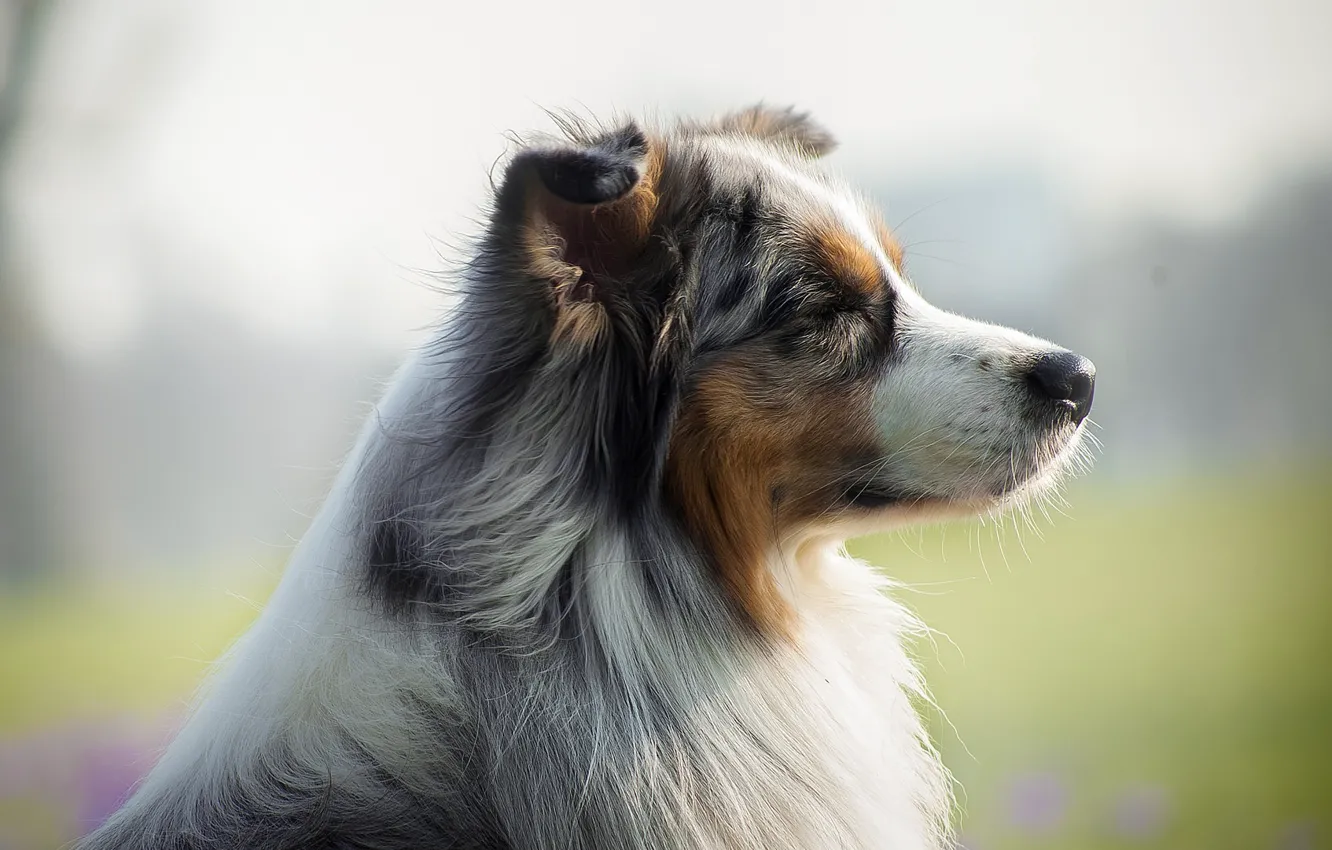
[{"x1": 480, "y1": 106, "x2": 1094, "y2": 630}]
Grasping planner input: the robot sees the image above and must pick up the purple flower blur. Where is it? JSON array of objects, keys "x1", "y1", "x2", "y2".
[
  {"x1": 0, "y1": 713, "x2": 175, "y2": 844},
  {"x1": 1005, "y1": 771, "x2": 1067, "y2": 834},
  {"x1": 77, "y1": 741, "x2": 149, "y2": 835},
  {"x1": 1277, "y1": 821, "x2": 1317, "y2": 850},
  {"x1": 1111, "y1": 784, "x2": 1172, "y2": 840}
]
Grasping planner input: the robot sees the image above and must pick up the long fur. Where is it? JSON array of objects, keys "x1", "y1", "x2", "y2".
[{"x1": 78, "y1": 106, "x2": 1094, "y2": 850}]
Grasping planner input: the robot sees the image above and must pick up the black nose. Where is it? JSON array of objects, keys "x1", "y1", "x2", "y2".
[{"x1": 1026, "y1": 350, "x2": 1096, "y2": 422}]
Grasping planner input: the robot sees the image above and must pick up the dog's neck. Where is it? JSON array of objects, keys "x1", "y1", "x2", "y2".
[{"x1": 91, "y1": 350, "x2": 953, "y2": 850}]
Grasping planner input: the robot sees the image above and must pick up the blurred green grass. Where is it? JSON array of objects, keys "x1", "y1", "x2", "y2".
[
  {"x1": 0, "y1": 571, "x2": 279, "y2": 730},
  {"x1": 851, "y1": 470, "x2": 1332, "y2": 848},
  {"x1": 2, "y1": 469, "x2": 1329, "y2": 848}
]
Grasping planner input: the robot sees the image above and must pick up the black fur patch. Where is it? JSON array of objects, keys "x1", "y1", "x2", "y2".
[
  {"x1": 708, "y1": 186, "x2": 766, "y2": 312},
  {"x1": 363, "y1": 514, "x2": 446, "y2": 614},
  {"x1": 526, "y1": 125, "x2": 648, "y2": 205}
]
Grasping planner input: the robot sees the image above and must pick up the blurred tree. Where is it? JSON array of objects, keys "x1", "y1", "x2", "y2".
[{"x1": 0, "y1": 0, "x2": 61, "y2": 582}]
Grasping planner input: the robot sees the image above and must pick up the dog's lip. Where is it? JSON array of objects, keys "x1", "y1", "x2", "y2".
[
  {"x1": 845, "y1": 485, "x2": 904, "y2": 509},
  {"x1": 839, "y1": 428, "x2": 1081, "y2": 510},
  {"x1": 843, "y1": 470, "x2": 1036, "y2": 510},
  {"x1": 840, "y1": 481, "x2": 928, "y2": 509}
]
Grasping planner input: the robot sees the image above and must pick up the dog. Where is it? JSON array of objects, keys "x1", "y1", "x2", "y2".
[{"x1": 79, "y1": 105, "x2": 1095, "y2": 850}]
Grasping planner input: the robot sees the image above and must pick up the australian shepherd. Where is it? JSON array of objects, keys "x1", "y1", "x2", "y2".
[{"x1": 80, "y1": 106, "x2": 1095, "y2": 850}]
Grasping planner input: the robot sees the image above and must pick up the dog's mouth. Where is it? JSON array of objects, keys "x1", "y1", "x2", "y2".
[
  {"x1": 839, "y1": 425, "x2": 1087, "y2": 514},
  {"x1": 841, "y1": 483, "x2": 914, "y2": 510}
]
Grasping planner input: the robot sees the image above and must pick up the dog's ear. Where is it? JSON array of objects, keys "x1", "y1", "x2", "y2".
[
  {"x1": 709, "y1": 105, "x2": 836, "y2": 158},
  {"x1": 493, "y1": 123, "x2": 660, "y2": 346}
]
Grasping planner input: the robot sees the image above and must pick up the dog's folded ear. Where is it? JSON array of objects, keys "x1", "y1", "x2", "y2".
[
  {"x1": 522, "y1": 134, "x2": 646, "y2": 206},
  {"x1": 493, "y1": 123, "x2": 660, "y2": 345},
  {"x1": 706, "y1": 105, "x2": 836, "y2": 158}
]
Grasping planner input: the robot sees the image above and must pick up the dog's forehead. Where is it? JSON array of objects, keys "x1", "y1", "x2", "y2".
[
  {"x1": 681, "y1": 135, "x2": 902, "y2": 306},
  {"x1": 705, "y1": 138, "x2": 879, "y2": 236}
]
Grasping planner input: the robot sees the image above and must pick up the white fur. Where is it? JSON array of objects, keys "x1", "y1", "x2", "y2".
[
  {"x1": 99, "y1": 351, "x2": 952, "y2": 849},
  {"x1": 89, "y1": 124, "x2": 1093, "y2": 850}
]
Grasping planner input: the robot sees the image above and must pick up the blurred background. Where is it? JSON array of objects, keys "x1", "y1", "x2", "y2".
[{"x1": 1, "y1": 0, "x2": 1330, "y2": 847}]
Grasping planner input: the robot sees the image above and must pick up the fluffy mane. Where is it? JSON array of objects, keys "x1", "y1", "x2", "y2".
[{"x1": 75, "y1": 106, "x2": 1110, "y2": 850}]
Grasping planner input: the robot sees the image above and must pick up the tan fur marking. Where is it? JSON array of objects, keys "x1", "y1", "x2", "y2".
[
  {"x1": 873, "y1": 219, "x2": 906, "y2": 270},
  {"x1": 707, "y1": 105, "x2": 836, "y2": 158},
  {"x1": 667, "y1": 351, "x2": 879, "y2": 638},
  {"x1": 811, "y1": 222, "x2": 883, "y2": 297}
]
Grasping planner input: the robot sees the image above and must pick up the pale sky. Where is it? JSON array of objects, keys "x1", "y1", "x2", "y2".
[{"x1": 13, "y1": 0, "x2": 1332, "y2": 353}]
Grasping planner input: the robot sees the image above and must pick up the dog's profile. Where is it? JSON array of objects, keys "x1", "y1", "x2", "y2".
[{"x1": 80, "y1": 106, "x2": 1095, "y2": 850}]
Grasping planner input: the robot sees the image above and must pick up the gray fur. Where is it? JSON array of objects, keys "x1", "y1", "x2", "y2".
[{"x1": 78, "y1": 107, "x2": 1093, "y2": 850}]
